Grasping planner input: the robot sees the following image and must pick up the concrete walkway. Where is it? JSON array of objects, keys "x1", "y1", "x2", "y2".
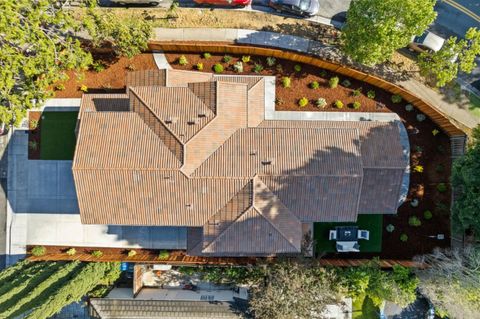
[{"x1": 152, "y1": 27, "x2": 478, "y2": 131}]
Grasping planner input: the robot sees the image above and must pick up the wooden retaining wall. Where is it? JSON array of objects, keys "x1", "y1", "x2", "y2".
[{"x1": 149, "y1": 41, "x2": 465, "y2": 138}]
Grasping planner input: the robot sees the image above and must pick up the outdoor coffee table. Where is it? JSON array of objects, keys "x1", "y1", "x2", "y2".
[{"x1": 335, "y1": 226, "x2": 359, "y2": 242}]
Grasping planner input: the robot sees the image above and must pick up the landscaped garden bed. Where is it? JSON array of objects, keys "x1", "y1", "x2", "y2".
[
  {"x1": 167, "y1": 52, "x2": 452, "y2": 259},
  {"x1": 28, "y1": 111, "x2": 78, "y2": 160}
]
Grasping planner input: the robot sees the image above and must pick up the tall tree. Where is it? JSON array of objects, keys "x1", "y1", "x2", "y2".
[
  {"x1": 452, "y1": 125, "x2": 480, "y2": 235},
  {"x1": 342, "y1": 0, "x2": 437, "y2": 66},
  {"x1": 419, "y1": 27, "x2": 480, "y2": 87},
  {"x1": 415, "y1": 247, "x2": 480, "y2": 318}
]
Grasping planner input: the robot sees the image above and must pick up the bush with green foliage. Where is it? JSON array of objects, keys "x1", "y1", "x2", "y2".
[
  {"x1": 400, "y1": 234, "x2": 409, "y2": 242},
  {"x1": 386, "y1": 224, "x2": 395, "y2": 232},
  {"x1": 31, "y1": 246, "x2": 46, "y2": 257},
  {"x1": 158, "y1": 250, "x2": 169, "y2": 260},
  {"x1": 178, "y1": 55, "x2": 188, "y2": 66},
  {"x1": 266, "y1": 57, "x2": 276, "y2": 66},
  {"x1": 319, "y1": 69, "x2": 327, "y2": 77},
  {"x1": 423, "y1": 210, "x2": 433, "y2": 220},
  {"x1": 352, "y1": 101, "x2": 361, "y2": 109},
  {"x1": 342, "y1": 79, "x2": 351, "y2": 87},
  {"x1": 417, "y1": 114, "x2": 427, "y2": 122},
  {"x1": 281, "y1": 77, "x2": 291, "y2": 88},
  {"x1": 253, "y1": 63, "x2": 264, "y2": 73},
  {"x1": 316, "y1": 98, "x2": 327, "y2": 108},
  {"x1": 91, "y1": 62, "x2": 105, "y2": 73},
  {"x1": 342, "y1": 0, "x2": 436, "y2": 65},
  {"x1": 294, "y1": 64, "x2": 302, "y2": 72},
  {"x1": 329, "y1": 76, "x2": 339, "y2": 88},
  {"x1": 91, "y1": 250, "x2": 103, "y2": 258},
  {"x1": 127, "y1": 250, "x2": 137, "y2": 257},
  {"x1": 405, "y1": 104, "x2": 414, "y2": 111},
  {"x1": 409, "y1": 216, "x2": 422, "y2": 227},
  {"x1": 241, "y1": 55, "x2": 251, "y2": 63},
  {"x1": 66, "y1": 248, "x2": 76, "y2": 256},
  {"x1": 213, "y1": 63, "x2": 224, "y2": 73},
  {"x1": 391, "y1": 94, "x2": 402, "y2": 103},
  {"x1": 80, "y1": 85, "x2": 88, "y2": 93},
  {"x1": 367, "y1": 90, "x2": 376, "y2": 99},
  {"x1": 352, "y1": 88, "x2": 362, "y2": 97},
  {"x1": 203, "y1": 52, "x2": 211, "y2": 59},
  {"x1": 28, "y1": 141, "x2": 38, "y2": 151},
  {"x1": 436, "y1": 183, "x2": 447, "y2": 193},
  {"x1": 334, "y1": 100, "x2": 344, "y2": 108},
  {"x1": 55, "y1": 84, "x2": 66, "y2": 91},
  {"x1": 310, "y1": 81, "x2": 320, "y2": 89},
  {"x1": 223, "y1": 55, "x2": 232, "y2": 63},
  {"x1": 298, "y1": 97, "x2": 309, "y2": 107},
  {"x1": 196, "y1": 62, "x2": 204, "y2": 71},
  {"x1": 233, "y1": 61, "x2": 243, "y2": 73}
]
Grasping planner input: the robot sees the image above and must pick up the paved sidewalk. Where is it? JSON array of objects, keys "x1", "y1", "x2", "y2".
[{"x1": 152, "y1": 27, "x2": 478, "y2": 131}]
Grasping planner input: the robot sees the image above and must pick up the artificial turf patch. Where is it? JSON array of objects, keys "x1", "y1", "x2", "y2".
[{"x1": 39, "y1": 112, "x2": 78, "y2": 160}]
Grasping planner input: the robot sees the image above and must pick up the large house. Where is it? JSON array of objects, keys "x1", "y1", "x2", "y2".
[{"x1": 72, "y1": 69, "x2": 408, "y2": 257}]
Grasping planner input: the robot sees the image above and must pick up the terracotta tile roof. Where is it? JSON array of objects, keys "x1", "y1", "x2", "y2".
[{"x1": 73, "y1": 69, "x2": 408, "y2": 256}]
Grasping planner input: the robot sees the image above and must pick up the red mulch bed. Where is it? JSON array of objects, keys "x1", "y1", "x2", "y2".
[
  {"x1": 28, "y1": 111, "x2": 42, "y2": 160},
  {"x1": 52, "y1": 52, "x2": 157, "y2": 98},
  {"x1": 167, "y1": 52, "x2": 452, "y2": 259},
  {"x1": 165, "y1": 52, "x2": 395, "y2": 113}
]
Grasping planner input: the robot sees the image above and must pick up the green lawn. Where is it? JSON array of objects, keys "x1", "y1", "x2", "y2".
[
  {"x1": 40, "y1": 111, "x2": 78, "y2": 160},
  {"x1": 314, "y1": 214, "x2": 383, "y2": 253}
]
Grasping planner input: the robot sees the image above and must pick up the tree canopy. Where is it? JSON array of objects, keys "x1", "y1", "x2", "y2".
[
  {"x1": 419, "y1": 27, "x2": 480, "y2": 87},
  {"x1": 0, "y1": 0, "x2": 152, "y2": 126},
  {"x1": 342, "y1": 0, "x2": 437, "y2": 66},
  {"x1": 452, "y1": 125, "x2": 480, "y2": 235}
]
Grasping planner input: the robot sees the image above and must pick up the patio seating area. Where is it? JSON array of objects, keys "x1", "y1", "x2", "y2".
[{"x1": 314, "y1": 215, "x2": 382, "y2": 254}]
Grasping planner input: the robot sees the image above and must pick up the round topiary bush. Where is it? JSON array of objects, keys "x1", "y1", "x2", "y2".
[
  {"x1": 391, "y1": 94, "x2": 402, "y2": 103},
  {"x1": 91, "y1": 250, "x2": 103, "y2": 258},
  {"x1": 386, "y1": 224, "x2": 395, "y2": 232},
  {"x1": 310, "y1": 81, "x2": 320, "y2": 89},
  {"x1": 334, "y1": 100, "x2": 344, "y2": 109},
  {"x1": 158, "y1": 250, "x2": 170, "y2": 260},
  {"x1": 423, "y1": 210, "x2": 433, "y2": 220},
  {"x1": 329, "y1": 76, "x2": 339, "y2": 88},
  {"x1": 196, "y1": 62, "x2": 204, "y2": 71},
  {"x1": 405, "y1": 104, "x2": 414, "y2": 111},
  {"x1": 316, "y1": 98, "x2": 327, "y2": 108},
  {"x1": 213, "y1": 63, "x2": 224, "y2": 73},
  {"x1": 352, "y1": 101, "x2": 361, "y2": 110},
  {"x1": 400, "y1": 234, "x2": 408, "y2": 242},
  {"x1": 66, "y1": 248, "x2": 76, "y2": 256},
  {"x1": 31, "y1": 246, "x2": 46, "y2": 257},
  {"x1": 281, "y1": 77, "x2": 291, "y2": 88},
  {"x1": 128, "y1": 250, "x2": 137, "y2": 257},
  {"x1": 178, "y1": 55, "x2": 188, "y2": 66},
  {"x1": 408, "y1": 216, "x2": 422, "y2": 227},
  {"x1": 203, "y1": 52, "x2": 211, "y2": 59},
  {"x1": 417, "y1": 114, "x2": 426, "y2": 122},
  {"x1": 298, "y1": 97, "x2": 309, "y2": 107},
  {"x1": 294, "y1": 64, "x2": 302, "y2": 72}
]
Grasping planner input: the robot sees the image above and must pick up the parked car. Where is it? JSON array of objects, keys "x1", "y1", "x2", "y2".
[
  {"x1": 109, "y1": 0, "x2": 161, "y2": 6},
  {"x1": 409, "y1": 31, "x2": 446, "y2": 53},
  {"x1": 268, "y1": 0, "x2": 319, "y2": 17},
  {"x1": 193, "y1": 0, "x2": 252, "y2": 7}
]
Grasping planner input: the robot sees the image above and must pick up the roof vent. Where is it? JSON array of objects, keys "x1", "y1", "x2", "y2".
[
  {"x1": 198, "y1": 112, "x2": 207, "y2": 118},
  {"x1": 250, "y1": 150, "x2": 258, "y2": 156},
  {"x1": 261, "y1": 158, "x2": 274, "y2": 165},
  {"x1": 165, "y1": 117, "x2": 178, "y2": 124},
  {"x1": 186, "y1": 203, "x2": 193, "y2": 209},
  {"x1": 187, "y1": 119, "x2": 198, "y2": 125}
]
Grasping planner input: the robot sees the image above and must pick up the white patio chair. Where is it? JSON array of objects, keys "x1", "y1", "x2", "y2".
[
  {"x1": 329, "y1": 230, "x2": 337, "y2": 240},
  {"x1": 358, "y1": 230, "x2": 370, "y2": 240},
  {"x1": 336, "y1": 241, "x2": 360, "y2": 253}
]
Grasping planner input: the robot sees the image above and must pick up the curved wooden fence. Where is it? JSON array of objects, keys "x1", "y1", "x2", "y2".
[{"x1": 149, "y1": 42, "x2": 465, "y2": 137}]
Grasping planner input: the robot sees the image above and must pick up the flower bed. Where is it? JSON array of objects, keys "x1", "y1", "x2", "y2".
[{"x1": 167, "y1": 52, "x2": 452, "y2": 259}]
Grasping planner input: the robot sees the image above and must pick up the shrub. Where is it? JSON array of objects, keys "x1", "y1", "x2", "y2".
[
  {"x1": 203, "y1": 52, "x2": 211, "y2": 59},
  {"x1": 213, "y1": 63, "x2": 224, "y2": 73},
  {"x1": 91, "y1": 250, "x2": 103, "y2": 258},
  {"x1": 266, "y1": 57, "x2": 276, "y2": 66},
  {"x1": 329, "y1": 76, "x2": 339, "y2": 88},
  {"x1": 66, "y1": 248, "x2": 76, "y2": 256},
  {"x1": 391, "y1": 94, "x2": 402, "y2": 103},
  {"x1": 315, "y1": 98, "x2": 327, "y2": 108},
  {"x1": 178, "y1": 55, "x2": 188, "y2": 66},
  {"x1": 319, "y1": 69, "x2": 327, "y2": 77},
  {"x1": 158, "y1": 250, "x2": 169, "y2": 260},
  {"x1": 417, "y1": 114, "x2": 426, "y2": 122},
  {"x1": 241, "y1": 55, "x2": 251, "y2": 63},
  {"x1": 92, "y1": 61, "x2": 105, "y2": 73},
  {"x1": 275, "y1": 97, "x2": 284, "y2": 105},
  {"x1": 275, "y1": 64, "x2": 284, "y2": 73},
  {"x1": 223, "y1": 55, "x2": 232, "y2": 63},
  {"x1": 405, "y1": 104, "x2": 414, "y2": 111},
  {"x1": 30, "y1": 119, "x2": 39, "y2": 130},
  {"x1": 80, "y1": 85, "x2": 88, "y2": 92},
  {"x1": 352, "y1": 101, "x2": 361, "y2": 109},
  {"x1": 294, "y1": 64, "x2": 302, "y2": 72},
  {"x1": 55, "y1": 84, "x2": 65, "y2": 91},
  {"x1": 410, "y1": 198, "x2": 419, "y2": 207},
  {"x1": 408, "y1": 216, "x2": 422, "y2": 227},
  {"x1": 310, "y1": 81, "x2": 320, "y2": 89},
  {"x1": 413, "y1": 165, "x2": 424, "y2": 173},
  {"x1": 233, "y1": 61, "x2": 243, "y2": 73},
  {"x1": 400, "y1": 234, "x2": 408, "y2": 242},
  {"x1": 298, "y1": 97, "x2": 309, "y2": 107},
  {"x1": 352, "y1": 88, "x2": 362, "y2": 97},
  {"x1": 334, "y1": 100, "x2": 344, "y2": 108},
  {"x1": 196, "y1": 62, "x2": 204, "y2": 71},
  {"x1": 28, "y1": 141, "x2": 38, "y2": 151},
  {"x1": 436, "y1": 183, "x2": 447, "y2": 193},
  {"x1": 31, "y1": 246, "x2": 46, "y2": 256},
  {"x1": 432, "y1": 129, "x2": 440, "y2": 136},
  {"x1": 367, "y1": 90, "x2": 376, "y2": 99},
  {"x1": 281, "y1": 76, "x2": 291, "y2": 88},
  {"x1": 253, "y1": 63, "x2": 264, "y2": 73},
  {"x1": 423, "y1": 210, "x2": 433, "y2": 220},
  {"x1": 342, "y1": 79, "x2": 351, "y2": 87},
  {"x1": 386, "y1": 224, "x2": 395, "y2": 232},
  {"x1": 126, "y1": 64, "x2": 136, "y2": 71},
  {"x1": 127, "y1": 250, "x2": 137, "y2": 257}
]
